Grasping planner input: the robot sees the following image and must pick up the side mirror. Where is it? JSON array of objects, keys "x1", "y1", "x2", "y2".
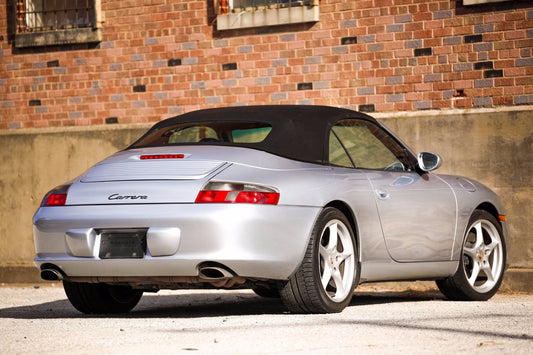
[{"x1": 417, "y1": 152, "x2": 442, "y2": 172}]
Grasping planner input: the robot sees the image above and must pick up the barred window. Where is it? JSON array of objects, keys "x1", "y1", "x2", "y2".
[
  {"x1": 15, "y1": 0, "x2": 102, "y2": 48},
  {"x1": 227, "y1": 0, "x2": 312, "y2": 13},
  {"x1": 216, "y1": 0, "x2": 319, "y2": 30},
  {"x1": 16, "y1": 0, "x2": 95, "y2": 33},
  {"x1": 463, "y1": 0, "x2": 511, "y2": 5}
]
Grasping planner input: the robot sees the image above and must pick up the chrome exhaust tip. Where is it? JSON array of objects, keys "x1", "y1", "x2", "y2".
[
  {"x1": 198, "y1": 266, "x2": 234, "y2": 280},
  {"x1": 40, "y1": 269, "x2": 64, "y2": 281}
]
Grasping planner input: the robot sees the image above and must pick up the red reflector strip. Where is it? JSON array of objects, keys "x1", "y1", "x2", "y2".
[
  {"x1": 195, "y1": 191, "x2": 279, "y2": 205},
  {"x1": 45, "y1": 194, "x2": 67, "y2": 206},
  {"x1": 195, "y1": 190, "x2": 230, "y2": 203},
  {"x1": 140, "y1": 154, "x2": 185, "y2": 160},
  {"x1": 498, "y1": 215, "x2": 506, "y2": 222}
]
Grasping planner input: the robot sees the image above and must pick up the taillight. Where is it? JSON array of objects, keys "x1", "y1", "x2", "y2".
[
  {"x1": 195, "y1": 182, "x2": 279, "y2": 205},
  {"x1": 44, "y1": 194, "x2": 67, "y2": 206},
  {"x1": 41, "y1": 184, "x2": 71, "y2": 207}
]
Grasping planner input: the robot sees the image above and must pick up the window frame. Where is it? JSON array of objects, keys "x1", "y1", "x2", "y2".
[
  {"x1": 215, "y1": 0, "x2": 319, "y2": 31},
  {"x1": 462, "y1": 0, "x2": 511, "y2": 5},
  {"x1": 14, "y1": 0, "x2": 103, "y2": 48}
]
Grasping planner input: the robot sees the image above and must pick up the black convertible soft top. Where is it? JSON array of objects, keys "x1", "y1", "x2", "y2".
[{"x1": 130, "y1": 105, "x2": 377, "y2": 164}]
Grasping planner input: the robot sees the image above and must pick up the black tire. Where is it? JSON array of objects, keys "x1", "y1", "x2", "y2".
[
  {"x1": 63, "y1": 281, "x2": 143, "y2": 314},
  {"x1": 437, "y1": 210, "x2": 506, "y2": 301},
  {"x1": 280, "y1": 207, "x2": 359, "y2": 313},
  {"x1": 252, "y1": 287, "x2": 281, "y2": 298}
]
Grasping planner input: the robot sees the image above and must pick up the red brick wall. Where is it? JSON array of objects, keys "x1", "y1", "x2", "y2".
[{"x1": 1, "y1": 0, "x2": 532, "y2": 129}]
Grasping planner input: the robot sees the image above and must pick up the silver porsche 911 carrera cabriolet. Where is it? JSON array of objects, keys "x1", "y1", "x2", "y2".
[{"x1": 33, "y1": 105, "x2": 507, "y2": 314}]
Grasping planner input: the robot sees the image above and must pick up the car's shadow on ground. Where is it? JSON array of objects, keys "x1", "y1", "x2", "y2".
[{"x1": 0, "y1": 289, "x2": 445, "y2": 320}]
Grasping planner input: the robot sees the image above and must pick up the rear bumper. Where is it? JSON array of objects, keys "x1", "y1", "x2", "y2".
[{"x1": 33, "y1": 204, "x2": 319, "y2": 280}]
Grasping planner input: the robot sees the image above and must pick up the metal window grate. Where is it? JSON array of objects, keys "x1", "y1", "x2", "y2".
[{"x1": 16, "y1": 0, "x2": 95, "y2": 33}]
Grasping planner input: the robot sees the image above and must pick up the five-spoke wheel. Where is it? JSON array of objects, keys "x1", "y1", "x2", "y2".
[
  {"x1": 319, "y1": 219, "x2": 356, "y2": 303},
  {"x1": 462, "y1": 218, "x2": 504, "y2": 293},
  {"x1": 280, "y1": 207, "x2": 359, "y2": 313},
  {"x1": 437, "y1": 210, "x2": 506, "y2": 301}
]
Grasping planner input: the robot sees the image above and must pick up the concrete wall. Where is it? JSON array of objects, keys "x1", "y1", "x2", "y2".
[
  {"x1": 0, "y1": 107, "x2": 531, "y2": 291},
  {"x1": 0, "y1": 124, "x2": 148, "y2": 282}
]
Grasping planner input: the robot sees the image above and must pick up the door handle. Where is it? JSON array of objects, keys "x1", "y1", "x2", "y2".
[{"x1": 376, "y1": 189, "x2": 390, "y2": 200}]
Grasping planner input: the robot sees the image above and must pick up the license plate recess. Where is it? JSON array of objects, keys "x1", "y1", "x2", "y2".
[{"x1": 99, "y1": 230, "x2": 146, "y2": 259}]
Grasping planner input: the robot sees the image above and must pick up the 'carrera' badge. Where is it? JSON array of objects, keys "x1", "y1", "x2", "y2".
[{"x1": 108, "y1": 194, "x2": 148, "y2": 200}]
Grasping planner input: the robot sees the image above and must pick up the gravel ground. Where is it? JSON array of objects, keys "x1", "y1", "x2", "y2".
[{"x1": 0, "y1": 283, "x2": 532, "y2": 354}]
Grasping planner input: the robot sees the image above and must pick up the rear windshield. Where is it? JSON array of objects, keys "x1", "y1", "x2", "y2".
[{"x1": 130, "y1": 121, "x2": 272, "y2": 148}]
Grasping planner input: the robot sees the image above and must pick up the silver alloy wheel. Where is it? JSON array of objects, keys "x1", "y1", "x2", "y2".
[
  {"x1": 318, "y1": 219, "x2": 356, "y2": 302},
  {"x1": 462, "y1": 219, "x2": 504, "y2": 293},
  {"x1": 279, "y1": 207, "x2": 358, "y2": 313}
]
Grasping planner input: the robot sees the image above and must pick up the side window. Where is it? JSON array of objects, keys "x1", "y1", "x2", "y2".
[
  {"x1": 329, "y1": 131, "x2": 354, "y2": 168},
  {"x1": 331, "y1": 119, "x2": 412, "y2": 171}
]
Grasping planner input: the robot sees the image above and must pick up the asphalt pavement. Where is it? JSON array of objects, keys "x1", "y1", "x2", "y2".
[{"x1": 0, "y1": 283, "x2": 532, "y2": 354}]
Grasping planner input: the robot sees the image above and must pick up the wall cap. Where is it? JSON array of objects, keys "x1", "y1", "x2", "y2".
[
  {"x1": 2, "y1": 105, "x2": 533, "y2": 136},
  {"x1": 371, "y1": 105, "x2": 533, "y2": 119}
]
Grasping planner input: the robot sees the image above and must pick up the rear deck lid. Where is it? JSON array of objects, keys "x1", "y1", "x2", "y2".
[
  {"x1": 67, "y1": 151, "x2": 229, "y2": 205},
  {"x1": 80, "y1": 152, "x2": 226, "y2": 182},
  {"x1": 81, "y1": 160, "x2": 225, "y2": 182}
]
